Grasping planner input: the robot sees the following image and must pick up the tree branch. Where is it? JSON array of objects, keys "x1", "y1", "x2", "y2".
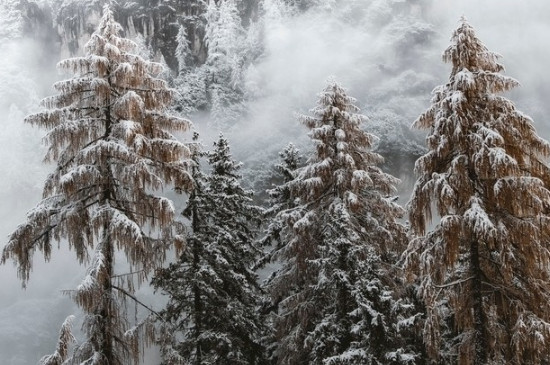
[
  {"x1": 432, "y1": 276, "x2": 474, "y2": 289},
  {"x1": 111, "y1": 284, "x2": 162, "y2": 319}
]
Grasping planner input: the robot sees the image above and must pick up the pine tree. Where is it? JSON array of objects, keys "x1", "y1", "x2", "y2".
[
  {"x1": 153, "y1": 134, "x2": 266, "y2": 364},
  {"x1": 404, "y1": 18, "x2": 550, "y2": 365},
  {"x1": 269, "y1": 81, "x2": 413, "y2": 364},
  {"x1": 1, "y1": 7, "x2": 192, "y2": 364}
]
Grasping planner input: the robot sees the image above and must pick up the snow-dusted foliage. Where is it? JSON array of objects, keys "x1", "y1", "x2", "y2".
[
  {"x1": 170, "y1": 0, "x2": 255, "y2": 118},
  {"x1": 203, "y1": 0, "x2": 248, "y2": 126},
  {"x1": 0, "y1": 0, "x2": 24, "y2": 40},
  {"x1": 37, "y1": 315, "x2": 76, "y2": 365},
  {"x1": 404, "y1": 18, "x2": 550, "y2": 365},
  {"x1": 172, "y1": 59, "x2": 209, "y2": 116},
  {"x1": 152, "y1": 134, "x2": 266, "y2": 364},
  {"x1": 175, "y1": 24, "x2": 192, "y2": 74},
  {"x1": 267, "y1": 81, "x2": 416, "y2": 364},
  {"x1": 260, "y1": 143, "x2": 302, "y2": 250},
  {"x1": 1, "y1": 7, "x2": 192, "y2": 364}
]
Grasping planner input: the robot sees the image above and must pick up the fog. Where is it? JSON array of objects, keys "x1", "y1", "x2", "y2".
[{"x1": 1, "y1": 1, "x2": 549, "y2": 363}]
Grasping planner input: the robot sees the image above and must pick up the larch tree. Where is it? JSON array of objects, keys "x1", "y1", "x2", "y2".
[
  {"x1": 269, "y1": 81, "x2": 414, "y2": 364},
  {"x1": 152, "y1": 134, "x2": 266, "y2": 365},
  {"x1": 38, "y1": 316, "x2": 77, "y2": 365},
  {"x1": 1, "y1": 6, "x2": 193, "y2": 365},
  {"x1": 404, "y1": 18, "x2": 550, "y2": 365}
]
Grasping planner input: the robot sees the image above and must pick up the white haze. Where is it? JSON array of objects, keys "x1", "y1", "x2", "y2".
[{"x1": 1, "y1": 1, "x2": 549, "y2": 363}]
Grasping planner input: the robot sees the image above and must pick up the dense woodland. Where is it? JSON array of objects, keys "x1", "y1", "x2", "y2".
[{"x1": 2, "y1": 0, "x2": 550, "y2": 364}]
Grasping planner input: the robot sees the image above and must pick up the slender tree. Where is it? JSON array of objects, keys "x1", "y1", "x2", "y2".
[
  {"x1": 404, "y1": 18, "x2": 550, "y2": 365},
  {"x1": 204, "y1": 0, "x2": 247, "y2": 126},
  {"x1": 259, "y1": 143, "x2": 302, "y2": 260},
  {"x1": 257, "y1": 143, "x2": 302, "y2": 362},
  {"x1": 269, "y1": 81, "x2": 414, "y2": 364},
  {"x1": 175, "y1": 24, "x2": 192, "y2": 75},
  {"x1": 153, "y1": 134, "x2": 266, "y2": 364},
  {"x1": 1, "y1": 6, "x2": 192, "y2": 364}
]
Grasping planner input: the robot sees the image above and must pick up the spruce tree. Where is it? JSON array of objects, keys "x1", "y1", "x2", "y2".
[
  {"x1": 1, "y1": 7, "x2": 192, "y2": 364},
  {"x1": 153, "y1": 134, "x2": 266, "y2": 364},
  {"x1": 404, "y1": 18, "x2": 550, "y2": 365},
  {"x1": 269, "y1": 81, "x2": 413, "y2": 364},
  {"x1": 260, "y1": 143, "x2": 302, "y2": 259},
  {"x1": 258, "y1": 143, "x2": 302, "y2": 362}
]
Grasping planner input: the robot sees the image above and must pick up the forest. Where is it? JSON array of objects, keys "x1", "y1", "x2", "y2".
[{"x1": 1, "y1": 0, "x2": 550, "y2": 364}]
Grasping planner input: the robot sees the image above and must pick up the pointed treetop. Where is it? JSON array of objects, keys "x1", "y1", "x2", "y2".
[
  {"x1": 212, "y1": 133, "x2": 230, "y2": 157},
  {"x1": 83, "y1": 4, "x2": 138, "y2": 60},
  {"x1": 209, "y1": 133, "x2": 242, "y2": 176},
  {"x1": 98, "y1": 5, "x2": 122, "y2": 38},
  {"x1": 279, "y1": 143, "x2": 300, "y2": 172},
  {"x1": 311, "y1": 80, "x2": 360, "y2": 120},
  {"x1": 444, "y1": 17, "x2": 504, "y2": 75}
]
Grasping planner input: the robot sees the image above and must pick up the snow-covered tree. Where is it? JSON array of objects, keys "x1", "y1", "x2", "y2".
[
  {"x1": 260, "y1": 143, "x2": 302, "y2": 251},
  {"x1": 404, "y1": 18, "x2": 550, "y2": 365},
  {"x1": 153, "y1": 134, "x2": 266, "y2": 364},
  {"x1": 173, "y1": 67, "x2": 209, "y2": 115},
  {"x1": 269, "y1": 81, "x2": 414, "y2": 364},
  {"x1": 1, "y1": 7, "x2": 192, "y2": 364},
  {"x1": 204, "y1": 0, "x2": 247, "y2": 126},
  {"x1": 172, "y1": 21, "x2": 207, "y2": 115},
  {"x1": 175, "y1": 24, "x2": 192, "y2": 74}
]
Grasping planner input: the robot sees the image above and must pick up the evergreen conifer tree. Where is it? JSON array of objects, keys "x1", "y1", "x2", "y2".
[
  {"x1": 404, "y1": 18, "x2": 550, "y2": 365},
  {"x1": 260, "y1": 143, "x2": 302, "y2": 257},
  {"x1": 153, "y1": 134, "x2": 266, "y2": 364},
  {"x1": 175, "y1": 24, "x2": 192, "y2": 75},
  {"x1": 269, "y1": 81, "x2": 414, "y2": 364},
  {"x1": 204, "y1": 0, "x2": 246, "y2": 126},
  {"x1": 1, "y1": 7, "x2": 192, "y2": 364},
  {"x1": 257, "y1": 143, "x2": 302, "y2": 361}
]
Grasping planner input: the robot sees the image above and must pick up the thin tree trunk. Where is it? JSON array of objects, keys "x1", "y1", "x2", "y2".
[
  {"x1": 192, "y1": 195, "x2": 203, "y2": 365},
  {"x1": 100, "y1": 230, "x2": 114, "y2": 363},
  {"x1": 193, "y1": 242, "x2": 202, "y2": 365},
  {"x1": 470, "y1": 240, "x2": 487, "y2": 365},
  {"x1": 337, "y1": 245, "x2": 352, "y2": 355},
  {"x1": 100, "y1": 94, "x2": 114, "y2": 363}
]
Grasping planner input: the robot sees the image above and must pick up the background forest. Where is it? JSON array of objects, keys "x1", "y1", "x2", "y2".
[{"x1": 1, "y1": 0, "x2": 550, "y2": 364}]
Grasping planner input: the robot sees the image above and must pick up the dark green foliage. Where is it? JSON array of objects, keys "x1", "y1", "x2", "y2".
[{"x1": 153, "y1": 134, "x2": 266, "y2": 365}]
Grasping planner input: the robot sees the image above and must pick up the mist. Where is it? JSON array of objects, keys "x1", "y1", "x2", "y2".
[
  {"x1": 231, "y1": 0, "x2": 550, "y2": 168},
  {"x1": 1, "y1": 1, "x2": 550, "y2": 363}
]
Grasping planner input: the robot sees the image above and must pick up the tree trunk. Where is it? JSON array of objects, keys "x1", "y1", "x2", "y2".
[
  {"x1": 100, "y1": 230, "x2": 114, "y2": 363},
  {"x1": 192, "y1": 196, "x2": 203, "y2": 365},
  {"x1": 193, "y1": 240, "x2": 202, "y2": 365},
  {"x1": 470, "y1": 240, "x2": 487, "y2": 365},
  {"x1": 100, "y1": 96, "x2": 114, "y2": 363},
  {"x1": 337, "y1": 244, "x2": 352, "y2": 355}
]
